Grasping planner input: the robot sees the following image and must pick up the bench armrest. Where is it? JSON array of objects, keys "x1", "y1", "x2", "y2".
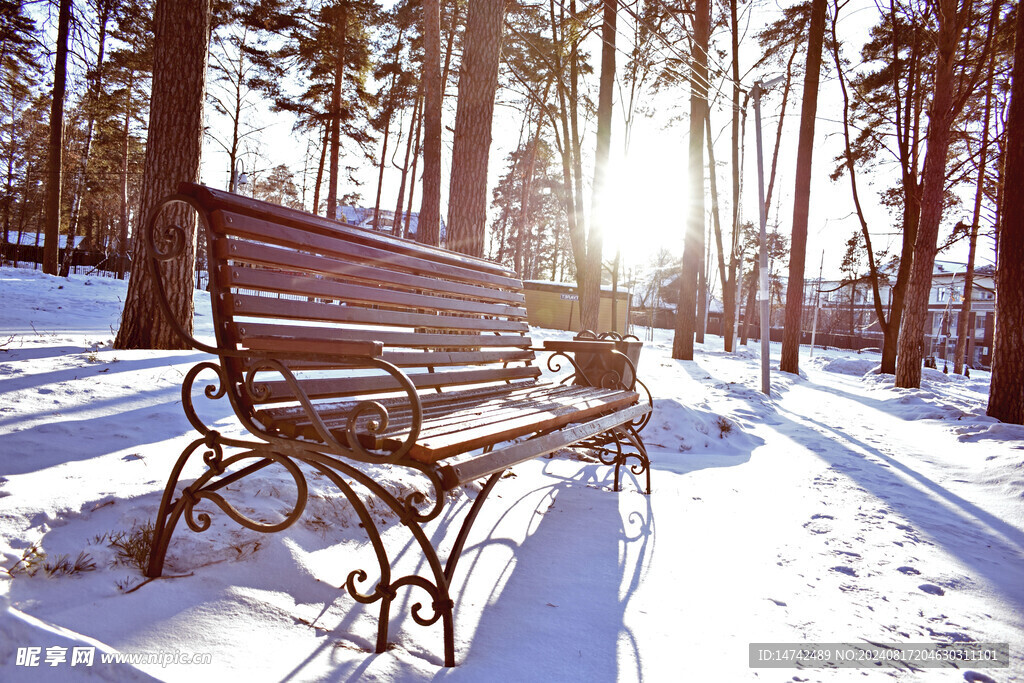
[
  {"x1": 537, "y1": 337, "x2": 642, "y2": 390},
  {"x1": 540, "y1": 339, "x2": 617, "y2": 353}
]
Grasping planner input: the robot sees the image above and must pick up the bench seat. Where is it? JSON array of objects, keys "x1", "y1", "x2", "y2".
[{"x1": 255, "y1": 380, "x2": 641, "y2": 464}]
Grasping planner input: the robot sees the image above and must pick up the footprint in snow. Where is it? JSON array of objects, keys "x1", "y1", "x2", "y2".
[
  {"x1": 831, "y1": 566, "x2": 858, "y2": 577},
  {"x1": 897, "y1": 566, "x2": 921, "y2": 575},
  {"x1": 918, "y1": 583, "x2": 945, "y2": 596}
]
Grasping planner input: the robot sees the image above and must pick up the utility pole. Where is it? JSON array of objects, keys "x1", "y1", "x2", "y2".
[
  {"x1": 752, "y1": 76, "x2": 784, "y2": 395},
  {"x1": 810, "y1": 250, "x2": 824, "y2": 357}
]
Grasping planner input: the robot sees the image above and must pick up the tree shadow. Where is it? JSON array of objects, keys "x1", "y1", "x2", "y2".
[
  {"x1": 431, "y1": 460, "x2": 653, "y2": 681},
  {"x1": 0, "y1": 351, "x2": 209, "y2": 428},
  {"x1": 770, "y1": 401, "x2": 1024, "y2": 614}
]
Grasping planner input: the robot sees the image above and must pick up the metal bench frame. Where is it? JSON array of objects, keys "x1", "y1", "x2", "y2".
[{"x1": 141, "y1": 186, "x2": 652, "y2": 666}]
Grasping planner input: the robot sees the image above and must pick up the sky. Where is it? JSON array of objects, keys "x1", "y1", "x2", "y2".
[{"x1": 195, "y1": 0, "x2": 998, "y2": 284}]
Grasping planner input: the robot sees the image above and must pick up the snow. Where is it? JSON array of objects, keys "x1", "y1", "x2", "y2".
[{"x1": 1, "y1": 265, "x2": 1022, "y2": 681}]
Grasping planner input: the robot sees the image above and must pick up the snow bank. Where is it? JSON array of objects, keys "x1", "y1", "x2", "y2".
[{"x1": 2, "y1": 267, "x2": 1023, "y2": 680}]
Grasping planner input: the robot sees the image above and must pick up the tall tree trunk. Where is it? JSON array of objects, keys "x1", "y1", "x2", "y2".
[
  {"x1": 707, "y1": 112, "x2": 726, "y2": 343},
  {"x1": 830, "y1": 3, "x2": 889, "y2": 372},
  {"x1": 326, "y1": 6, "x2": 348, "y2": 219},
  {"x1": 697, "y1": 238, "x2": 707, "y2": 343},
  {"x1": 725, "y1": 0, "x2": 741, "y2": 352},
  {"x1": 372, "y1": 114, "x2": 392, "y2": 230},
  {"x1": 418, "y1": 0, "x2": 442, "y2": 245},
  {"x1": 404, "y1": 102, "x2": 424, "y2": 237},
  {"x1": 447, "y1": 0, "x2": 506, "y2": 256},
  {"x1": 583, "y1": 0, "x2": 616, "y2": 332},
  {"x1": 780, "y1": 0, "x2": 827, "y2": 374},
  {"x1": 896, "y1": 0, "x2": 969, "y2": 388},
  {"x1": 43, "y1": 0, "x2": 72, "y2": 275},
  {"x1": 741, "y1": 261, "x2": 758, "y2": 346},
  {"x1": 955, "y1": 44, "x2": 997, "y2": 374},
  {"x1": 394, "y1": 92, "x2": 421, "y2": 237},
  {"x1": 549, "y1": 0, "x2": 584, "y2": 287},
  {"x1": 987, "y1": 4, "x2": 1024, "y2": 424},
  {"x1": 440, "y1": 0, "x2": 460, "y2": 96},
  {"x1": 673, "y1": 0, "x2": 709, "y2": 360},
  {"x1": 68, "y1": 0, "x2": 112, "y2": 248},
  {"x1": 3, "y1": 111, "x2": 16, "y2": 254},
  {"x1": 117, "y1": 73, "x2": 135, "y2": 280},
  {"x1": 114, "y1": 0, "x2": 210, "y2": 350},
  {"x1": 516, "y1": 111, "x2": 544, "y2": 273},
  {"x1": 313, "y1": 122, "x2": 329, "y2": 216},
  {"x1": 877, "y1": 4, "x2": 925, "y2": 374}
]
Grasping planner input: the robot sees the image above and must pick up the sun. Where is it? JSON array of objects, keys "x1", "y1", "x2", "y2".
[{"x1": 600, "y1": 136, "x2": 688, "y2": 267}]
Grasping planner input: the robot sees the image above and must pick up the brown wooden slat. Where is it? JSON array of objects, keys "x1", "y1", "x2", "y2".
[
  {"x1": 186, "y1": 183, "x2": 519, "y2": 279},
  {"x1": 379, "y1": 349, "x2": 535, "y2": 367},
  {"x1": 240, "y1": 337, "x2": 386, "y2": 359},
  {"x1": 214, "y1": 239, "x2": 526, "y2": 305},
  {"x1": 401, "y1": 389, "x2": 638, "y2": 461},
  {"x1": 398, "y1": 387, "x2": 608, "y2": 441},
  {"x1": 210, "y1": 211, "x2": 522, "y2": 291},
  {"x1": 230, "y1": 322, "x2": 534, "y2": 351},
  {"x1": 228, "y1": 294, "x2": 529, "y2": 334},
  {"x1": 263, "y1": 349, "x2": 536, "y2": 370},
  {"x1": 220, "y1": 265, "x2": 528, "y2": 319},
  {"x1": 257, "y1": 380, "x2": 545, "y2": 426},
  {"x1": 438, "y1": 402, "x2": 653, "y2": 485},
  {"x1": 257, "y1": 381, "x2": 559, "y2": 438},
  {"x1": 324, "y1": 384, "x2": 595, "y2": 440},
  {"x1": 255, "y1": 365, "x2": 542, "y2": 403}
]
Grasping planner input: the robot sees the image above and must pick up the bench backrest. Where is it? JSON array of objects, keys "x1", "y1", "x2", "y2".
[{"x1": 185, "y1": 184, "x2": 540, "y2": 419}]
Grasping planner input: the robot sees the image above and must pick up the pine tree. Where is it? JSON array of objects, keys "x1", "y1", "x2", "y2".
[
  {"x1": 779, "y1": 0, "x2": 827, "y2": 375},
  {"x1": 987, "y1": 3, "x2": 1024, "y2": 424},
  {"x1": 114, "y1": 0, "x2": 210, "y2": 350},
  {"x1": 447, "y1": 0, "x2": 506, "y2": 256},
  {"x1": 42, "y1": 0, "x2": 73, "y2": 275},
  {"x1": 673, "y1": 0, "x2": 709, "y2": 360},
  {"x1": 418, "y1": 0, "x2": 441, "y2": 245},
  {"x1": 245, "y1": 0, "x2": 377, "y2": 218},
  {"x1": 896, "y1": 0, "x2": 1002, "y2": 388}
]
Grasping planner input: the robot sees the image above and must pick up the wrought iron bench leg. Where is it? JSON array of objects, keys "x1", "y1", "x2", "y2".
[
  {"x1": 310, "y1": 455, "x2": 506, "y2": 667},
  {"x1": 616, "y1": 425, "x2": 651, "y2": 495}
]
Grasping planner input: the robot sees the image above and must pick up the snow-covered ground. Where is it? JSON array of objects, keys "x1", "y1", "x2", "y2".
[{"x1": 1, "y1": 265, "x2": 1021, "y2": 682}]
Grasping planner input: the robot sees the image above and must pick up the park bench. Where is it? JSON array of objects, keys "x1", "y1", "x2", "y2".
[{"x1": 142, "y1": 184, "x2": 652, "y2": 666}]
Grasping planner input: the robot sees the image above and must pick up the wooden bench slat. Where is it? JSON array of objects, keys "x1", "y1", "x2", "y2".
[
  {"x1": 251, "y1": 349, "x2": 536, "y2": 370},
  {"x1": 254, "y1": 365, "x2": 543, "y2": 403},
  {"x1": 402, "y1": 387, "x2": 616, "y2": 441},
  {"x1": 231, "y1": 322, "x2": 534, "y2": 350},
  {"x1": 189, "y1": 183, "x2": 519, "y2": 279},
  {"x1": 257, "y1": 380, "x2": 546, "y2": 427},
  {"x1": 211, "y1": 211, "x2": 523, "y2": 291},
  {"x1": 258, "y1": 382, "x2": 570, "y2": 439},
  {"x1": 331, "y1": 385, "x2": 596, "y2": 439},
  {"x1": 228, "y1": 294, "x2": 530, "y2": 334},
  {"x1": 405, "y1": 389, "x2": 639, "y2": 462},
  {"x1": 214, "y1": 239, "x2": 527, "y2": 305},
  {"x1": 221, "y1": 266, "x2": 529, "y2": 319},
  {"x1": 438, "y1": 402, "x2": 652, "y2": 487}
]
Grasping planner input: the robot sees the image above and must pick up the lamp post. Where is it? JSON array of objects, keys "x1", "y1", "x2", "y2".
[
  {"x1": 752, "y1": 75, "x2": 785, "y2": 396},
  {"x1": 230, "y1": 158, "x2": 248, "y2": 194}
]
